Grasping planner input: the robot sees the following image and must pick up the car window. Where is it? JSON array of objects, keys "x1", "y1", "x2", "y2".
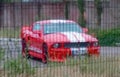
[
  {"x1": 33, "y1": 23, "x2": 41, "y2": 31},
  {"x1": 44, "y1": 22, "x2": 82, "y2": 34}
]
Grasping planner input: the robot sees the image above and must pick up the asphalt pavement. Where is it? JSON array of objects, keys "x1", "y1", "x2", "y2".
[{"x1": 0, "y1": 38, "x2": 120, "y2": 68}]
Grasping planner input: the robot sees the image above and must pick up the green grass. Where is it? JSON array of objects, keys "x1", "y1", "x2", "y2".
[
  {"x1": 0, "y1": 47, "x2": 4, "y2": 77},
  {"x1": 46, "y1": 56, "x2": 120, "y2": 75},
  {"x1": 1, "y1": 56, "x2": 120, "y2": 77},
  {"x1": 78, "y1": 56, "x2": 119, "y2": 75},
  {"x1": 0, "y1": 47, "x2": 4, "y2": 61},
  {"x1": 0, "y1": 27, "x2": 20, "y2": 38},
  {"x1": 35, "y1": 56, "x2": 120, "y2": 77},
  {"x1": 4, "y1": 56, "x2": 35, "y2": 77}
]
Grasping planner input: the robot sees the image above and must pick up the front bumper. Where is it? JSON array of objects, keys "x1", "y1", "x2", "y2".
[
  {"x1": 88, "y1": 46, "x2": 100, "y2": 55},
  {"x1": 48, "y1": 46, "x2": 100, "y2": 62}
]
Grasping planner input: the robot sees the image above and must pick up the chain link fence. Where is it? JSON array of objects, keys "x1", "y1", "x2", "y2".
[{"x1": 0, "y1": 0, "x2": 120, "y2": 77}]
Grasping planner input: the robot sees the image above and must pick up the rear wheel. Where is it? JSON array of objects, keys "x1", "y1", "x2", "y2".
[{"x1": 22, "y1": 39, "x2": 30, "y2": 59}]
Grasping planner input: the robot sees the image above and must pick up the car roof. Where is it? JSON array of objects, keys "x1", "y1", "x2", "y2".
[{"x1": 35, "y1": 19, "x2": 76, "y2": 25}]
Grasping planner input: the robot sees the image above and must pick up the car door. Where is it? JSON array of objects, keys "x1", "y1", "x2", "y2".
[{"x1": 29, "y1": 23, "x2": 43, "y2": 55}]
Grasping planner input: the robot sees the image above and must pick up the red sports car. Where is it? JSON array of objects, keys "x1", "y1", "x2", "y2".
[{"x1": 21, "y1": 20, "x2": 100, "y2": 63}]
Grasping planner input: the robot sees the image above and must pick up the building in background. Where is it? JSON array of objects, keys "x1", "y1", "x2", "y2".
[{"x1": 0, "y1": 0, "x2": 119, "y2": 29}]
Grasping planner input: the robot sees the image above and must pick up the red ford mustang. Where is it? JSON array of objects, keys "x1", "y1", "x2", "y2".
[{"x1": 21, "y1": 20, "x2": 100, "y2": 63}]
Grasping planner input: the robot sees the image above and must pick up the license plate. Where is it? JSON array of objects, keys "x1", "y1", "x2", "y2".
[{"x1": 71, "y1": 48, "x2": 87, "y2": 55}]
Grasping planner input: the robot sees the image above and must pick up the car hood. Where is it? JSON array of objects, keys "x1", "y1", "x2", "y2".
[{"x1": 44, "y1": 32, "x2": 98, "y2": 43}]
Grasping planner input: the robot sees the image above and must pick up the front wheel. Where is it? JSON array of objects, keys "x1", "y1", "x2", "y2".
[
  {"x1": 22, "y1": 39, "x2": 30, "y2": 59},
  {"x1": 42, "y1": 43, "x2": 48, "y2": 64}
]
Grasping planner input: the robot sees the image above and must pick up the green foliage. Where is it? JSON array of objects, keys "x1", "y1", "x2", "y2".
[
  {"x1": 94, "y1": 0, "x2": 103, "y2": 27},
  {"x1": 0, "y1": 47, "x2": 4, "y2": 61},
  {"x1": 4, "y1": 57, "x2": 35, "y2": 77},
  {"x1": 0, "y1": 28, "x2": 20, "y2": 38},
  {"x1": 0, "y1": 0, "x2": 14, "y2": 3},
  {"x1": 78, "y1": 0, "x2": 85, "y2": 14},
  {"x1": 91, "y1": 28, "x2": 120, "y2": 46},
  {"x1": 77, "y1": 0, "x2": 86, "y2": 27}
]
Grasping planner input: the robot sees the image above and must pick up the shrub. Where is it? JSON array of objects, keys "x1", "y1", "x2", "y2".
[{"x1": 90, "y1": 28, "x2": 120, "y2": 46}]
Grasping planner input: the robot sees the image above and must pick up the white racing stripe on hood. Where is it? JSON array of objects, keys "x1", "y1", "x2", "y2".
[
  {"x1": 72, "y1": 32, "x2": 86, "y2": 42},
  {"x1": 61, "y1": 32, "x2": 87, "y2": 56},
  {"x1": 61, "y1": 32, "x2": 86, "y2": 42},
  {"x1": 60, "y1": 32, "x2": 78, "y2": 42}
]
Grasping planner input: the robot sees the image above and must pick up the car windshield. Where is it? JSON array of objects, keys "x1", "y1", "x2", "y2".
[{"x1": 43, "y1": 22, "x2": 82, "y2": 34}]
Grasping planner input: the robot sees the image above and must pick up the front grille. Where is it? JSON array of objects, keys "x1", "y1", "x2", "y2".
[{"x1": 64, "y1": 42, "x2": 89, "y2": 48}]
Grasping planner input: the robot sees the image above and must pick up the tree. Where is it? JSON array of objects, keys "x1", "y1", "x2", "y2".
[
  {"x1": 94, "y1": 0, "x2": 103, "y2": 27},
  {"x1": 0, "y1": 0, "x2": 3, "y2": 28},
  {"x1": 77, "y1": 0, "x2": 86, "y2": 28},
  {"x1": 0, "y1": 0, "x2": 13, "y2": 3},
  {"x1": 63, "y1": 0, "x2": 69, "y2": 19},
  {"x1": 37, "y1": 2, "x2": 41, "y2": 20}
]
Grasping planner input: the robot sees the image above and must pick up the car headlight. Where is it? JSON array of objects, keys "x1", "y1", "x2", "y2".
[
  {"x1": 93, "y1": 42, "x2": 99, "y2": 46},
  {"x1": 53, "y1": 43, "x2": 60, "y2": 48}
]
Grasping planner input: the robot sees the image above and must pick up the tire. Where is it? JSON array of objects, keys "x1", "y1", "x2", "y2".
[
  {"x1": 22, "y1": 39, "x2": 30, "y2": 59},
  {"x1": 42, "y1": 43, "x2": 48, "y2": 64}
]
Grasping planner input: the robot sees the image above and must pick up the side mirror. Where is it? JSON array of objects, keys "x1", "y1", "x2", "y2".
[
  {"x1": 33, "y1": 31, "x2": 42, "y2": 37},
  {"x1": 82, "y1": 28, "x2": 88, "y2": 33},
  {"x1": 38, "y1": 31, "x2": 42, "y2": 36}
]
